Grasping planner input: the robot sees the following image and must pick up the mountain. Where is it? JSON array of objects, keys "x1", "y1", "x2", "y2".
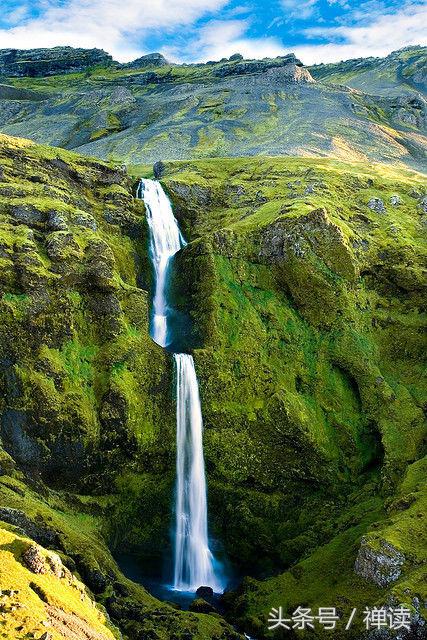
[
  {"x1": 0, "y1": 47, "x2": 425, "y2": 170},
  {"x1": 0, "y1": 131, "x2": 425, "y2": 638},
  {"x1": 309, "y1": 46, "x2": 427, "y2": 96},
  {"x1": 0, "y1": 46, "x2": 114, "y2": 77}
]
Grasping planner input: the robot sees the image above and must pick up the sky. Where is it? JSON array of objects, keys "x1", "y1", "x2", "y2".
[{"x1": 0, "y1": 0, "x2": 426, "y2": 65}]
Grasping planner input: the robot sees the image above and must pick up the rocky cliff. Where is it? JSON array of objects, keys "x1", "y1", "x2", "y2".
[
  {"x1": 0, "y1": 47, "x2": 114, "y2": 77},
  {"x1": 0, "y1": 133, "x2": 242, "y2": 640}
]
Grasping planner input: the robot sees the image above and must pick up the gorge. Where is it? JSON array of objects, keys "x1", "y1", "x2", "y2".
[{"x1": 137, "y1": 178, "x2": 223, "y2": 595}]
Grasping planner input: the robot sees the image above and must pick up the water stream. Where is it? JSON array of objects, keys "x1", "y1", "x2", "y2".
[{"x1": 137, "y1": 179, "x2": 223, "y2": 594}]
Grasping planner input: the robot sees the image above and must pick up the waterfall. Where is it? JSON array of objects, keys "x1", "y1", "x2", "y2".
[
  {"x1": 138, "y1": 178, "x2": 223, "y2": 593},
  {"x1": 137, "y1": 179, "x2": 186, "y2": 347}
]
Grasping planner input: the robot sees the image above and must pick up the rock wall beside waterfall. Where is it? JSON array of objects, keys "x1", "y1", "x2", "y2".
[{"x1": 162, "y1": 155, "x2": 427, "y2": 638}]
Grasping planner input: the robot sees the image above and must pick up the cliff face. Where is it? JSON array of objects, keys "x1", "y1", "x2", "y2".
[
  {"x1": 0, "y1": 134, "x2": 173, "y2": 486},
  {"x1": 0, "y1": 47, "x2": 114, "y2": 77},
  {"x1": 162, "y1": 156, "x2": 427, "y2": 637},
  {"x1": 0, "y1": 133, "x2": 244, "y2": 640},
  {"x1": 310, "y1": 46, "x2": 427, "y2": 96}
]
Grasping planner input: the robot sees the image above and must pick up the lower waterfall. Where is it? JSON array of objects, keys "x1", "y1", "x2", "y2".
[{"x1": 138, "y1": 178, "x2": 223, "y2": 593}]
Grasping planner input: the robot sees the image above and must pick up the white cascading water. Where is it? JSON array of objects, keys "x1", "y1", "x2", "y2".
[
  {"x1": 137, "y1": 179, "x2": 187, "y2": 348},
  {"x1": 137, "y1": 179, "x2": 223, "y2": 593}
]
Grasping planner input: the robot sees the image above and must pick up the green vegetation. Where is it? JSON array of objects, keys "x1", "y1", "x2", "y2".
[
  {"x1": 310, "y1": 46, "x2": 427, "y2": 96},
  {"x1": 0, "y1": 134, "x2": 425, "y2": 638},
  {"x1": 161, "y1": 155, "x2": 426, "y2": 635}
]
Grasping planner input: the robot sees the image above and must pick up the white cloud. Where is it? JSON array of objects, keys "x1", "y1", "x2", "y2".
[
  {"x1": 0, "y1": 0, "x2": 231, "y2": 61},
  {"x1": 280, "y1": 0, "x2": 319, "y2": 20},
  {"x1": 298, "y1": 3, "x2": 427, "y2": 64},
  {"x1": 3, "y1": 4, "x2": 30, "y2": 26},
  {"x1": 0, "y1": 0, "x2": 425, "y2": 66},
  {"x1": 168, "y1": 3, "x2": 427, "y2": 65},
  {"x1": 166, "y1": 18, "x2": 287, "y2": 61}
]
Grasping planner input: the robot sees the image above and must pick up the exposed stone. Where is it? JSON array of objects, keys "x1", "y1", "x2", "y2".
[
  {"x1": 354, "y1": 537, "x2": 405, "y2": 587},
  {"x1": 22, "y1": 544, "x2": 48, "y2": 574},
  {"x1": 368, "y1": 197, "x2": 386, "y2": 213},
  {"x1": 0, "y1": 508, "x2": 59, "y2": 547},
  {"x1": 72, "y1": 211, "x2": 97, "y2": 231},
  {"x1": 196, "y1": 585, "x2": 214, "y2": 598},
  {"x1": 153, "y1": 161, "x2": 166, "y2": 179},
  {"x1": 47, "y1": 210, "x2": 68, "y2": 231},
  {"x1": 122, "y1": 52, "x2": 170, "y2": 69},
  {"x1": 390, "y1": 195, "x2": 401, "y2": 206},
  {"x1": 10, "y1": 204, "x2": 46, "y2": 226},
  {"x1": 0, "y1": 84, "x2": 45, "y2": 101},
  {"x1": 214, "y1": 55, "x2": 314, "y2": 83},
  {"x1": 125, "y1": 71, "x2": 169, "y2": 86}
]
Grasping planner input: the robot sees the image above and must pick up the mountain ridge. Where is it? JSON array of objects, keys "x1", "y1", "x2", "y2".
[{"x1": 0, "y1": 46, "x2": 425, "y2": 172}]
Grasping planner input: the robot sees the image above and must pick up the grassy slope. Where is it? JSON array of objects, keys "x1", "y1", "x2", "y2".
[
  {"x1": 309, "y1": 46, "x2": 427, "y2": 96},
  {"x1": 0, "y1": 133, "x2": 425, "y2": 638}
]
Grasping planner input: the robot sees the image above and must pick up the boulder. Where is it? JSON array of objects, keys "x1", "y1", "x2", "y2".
[
  {"x1": 354, "y1": 537, "x2": 405, "y2": 587},
  {"x1": 196, "y1": 585, "x2": 214, "y2": 598},
  {"x1": 22, "y1": 544, "x2": 48, "y2": 574},
  {"x1": 368, "y1": 197, "x2": 386, "y2": 213},
  {"x1": 153, "y1": 161, "x2": 165, "y2": 179}
]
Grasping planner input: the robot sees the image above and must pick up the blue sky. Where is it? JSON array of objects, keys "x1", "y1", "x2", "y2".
[{"x1": 0, "y1": 0, "x2": 426, "y2": 64}]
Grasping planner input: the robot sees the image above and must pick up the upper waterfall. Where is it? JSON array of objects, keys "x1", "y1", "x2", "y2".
[{"x1": 137, "y1": 179, "x2": 186, "y2": 347}]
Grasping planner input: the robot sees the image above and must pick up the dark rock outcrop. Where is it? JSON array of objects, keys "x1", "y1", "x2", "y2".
[
  {"x1": 0, "y1": 84, "x2": 45, "y2": 101},
  {"x1": 123, "y1": 52, "x2": 170, "y2": 69},
  {"x1": 153, "y1": 160, "x2": 165, "y2": 179},
  {"x1": 0, "y1": 507, "x2": 59, "y2": 547},
  {"x1": 214, "y1": 53, "x2": 313, "y2": 83},
  {"x1": 196, "y1": 585, "x2": 214, "y2": 598},
  {"x1": 0, "y1": 47, "x2": 114, "y2": 77},
  {"x1": 354, "y1": 537, "x2": 405, "y2": 587}
]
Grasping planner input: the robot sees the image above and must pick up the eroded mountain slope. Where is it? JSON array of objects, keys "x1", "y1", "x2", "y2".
[{"x1": 0, "y1": 47, "x2": 425, "y2": 170}]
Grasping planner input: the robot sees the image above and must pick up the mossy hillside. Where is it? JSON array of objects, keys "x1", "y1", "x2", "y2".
[
  {"x1": 309, "y1": 46, "x2": 427, "y2": 96},
  {"x1": 0, "y1": 133, "x2": 174, "y2": 487},
  {"x1": 0, "y1": 476, "x2": 241, "y2": 640},
  {"x1": 0, "y1": 131, "x2": 190, "y2": 578},
  {"x1": 0, "y1": 525, "x2": 119, "y2": 640},
  {"x1": 160, "y1": 156, "x2": 426, "y2": 630},
  {"x1": 224, "y1": 457, "x2": 427, "y2": 639}
]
